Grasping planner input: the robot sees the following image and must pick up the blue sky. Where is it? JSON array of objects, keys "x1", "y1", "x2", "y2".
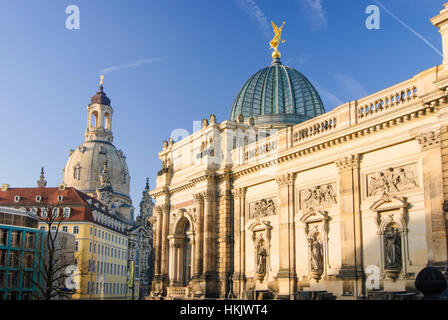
[{"x1": 0, "y1": 0, "x2": 445, "y2": 217}]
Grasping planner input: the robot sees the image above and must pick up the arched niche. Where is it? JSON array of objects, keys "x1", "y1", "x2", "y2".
[
  {"x1": 369, "y1": 192, "x2": 410, "y2": 281},
  {"x1": 168, "y1": 209, "x2": 196, "y2": 288}
]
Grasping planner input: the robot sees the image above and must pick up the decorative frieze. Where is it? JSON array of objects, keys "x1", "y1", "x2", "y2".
[
  {"x1": 367, "y1": 165, "x2": 418, "y2": 197},
  {"x1": 416, "y1": 130, "x2": 440, "y2": 151},
  {"x1": 248, "y1": 198, "x2": 277, "y2": 219},
  {"x1": 299, "y1": 183, "x2": 337, "y2": 209}
]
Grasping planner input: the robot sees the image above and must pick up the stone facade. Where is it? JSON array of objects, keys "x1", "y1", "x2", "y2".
[{"x1": 148, "y1": 4, "x2": 448, "y2": 299}]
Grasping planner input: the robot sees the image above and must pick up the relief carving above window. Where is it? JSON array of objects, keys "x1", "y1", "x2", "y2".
[
  {"x1": 367, "y1": 165, "x2": 418, "y2": 197},
  {"x1": 299, "y1": 183, "x2": 337, "y2": 209},
  {"x1": 249, "y1": 199, "x2": 276, "y2": 220}
]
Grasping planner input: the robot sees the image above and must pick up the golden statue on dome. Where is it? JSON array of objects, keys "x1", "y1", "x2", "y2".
[{"x1": 270, "y1": 21, "x2": 286, "y2": 59}]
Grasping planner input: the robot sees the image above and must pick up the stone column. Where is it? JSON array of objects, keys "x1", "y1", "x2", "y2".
[
  {"x1": 193, "y1": 194, "x2": 203, "y2": 277},
  {"x1": 160, "y1": 204, "x2": 170, "y2": 278},
  {"x1": 154, "y1": 206, "x2": 163, "y2": 276},
  {"x1": 203, "y1": 190, "x2": 214, "y2": 273},
  {"x1": 231, "y1": 187, "x2": 246, "y2": 298},
  {"x1": 275, "y1": 173, "x2": 296, "y2": 299},
  {"x1": 335, "y1": 154, "x2": 364, "y2": 297},
  {"x1": 417, "y1": 130, "x2": 448, "y2": 266},
  {"x1": 168, "y1": 237, "x2": 177, "y2": 285}
]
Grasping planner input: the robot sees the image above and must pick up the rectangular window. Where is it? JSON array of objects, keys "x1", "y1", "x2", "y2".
[
  {"x1": 24, "y1": 252, "x2": 34, "y2": 268},
  {"x1": 94, "y1": 243, "x2": 96, "y2": 253},
  {"x1": 8, "y1": 271, "x2": 19, "y2": 288},
  {"x1": 97, "y1": 261, "x2": 99, "y2": 273},
  {"x1": 0, "y1": 250, "x2": 6, "y2": 267},
  {"x1": 23, "y1": 272, "x2": 33, "y2": 289},
  {"x1": 40, "y1": 226, "x2": 46, "y2": 231},
  {"x1": 88, "y1": 259, "x2": 91, "y2": 272},
  {"x1": 25, "y1": 232, "x2": 34, "y2": 249},
  {"x1": 0, "y1": 229, "x2": 8, "y2": 247},
  {"x1": 9, "y1": 251, "x2": 20, "y2": 268},
  {"x1": 94, "y1": 229, "x2": 97, "y2": 237},
  {"x1": 10, "y1": 230, "x2": 22, "y2": 248},
  {"x1": 101, "y1": 262, "x2": 103, "y2": 273},
  {"x1": 96, "y1": 282, "x2": 98, "y2": 294},
  {"x1": 51, "y1": 226, "x2": 57, "y2": 231},
  {"x1": 7, "y1": 291, "x2": 18, "y2": 300},
  {"x1": 41, "y1": 208, "x2": 48, "y2": 218},
  {"x1": 75, "y1": 241, "x2": 79, "y2": 252},
  {"x1": 73, "y1": 226, "x2": 79, "y2": 234},
  {"x1": 0, "y1": 270, "x2": 5, "y2": 288},
  {"x1": 89, "y1": 242, "x2": 92, "y2": 252},
  {"x1": 62, "y1": 226, "x2": 68, "y2": 232}
]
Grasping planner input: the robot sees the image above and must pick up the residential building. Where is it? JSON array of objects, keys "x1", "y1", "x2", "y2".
[{"x1": 0, "y1": 206, "x2": 44, "y2": 300}]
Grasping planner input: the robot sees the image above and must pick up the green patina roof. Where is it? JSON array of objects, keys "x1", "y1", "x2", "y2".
[{"x1": 230, "y1": 58, "x2": 325, "y2": 126}]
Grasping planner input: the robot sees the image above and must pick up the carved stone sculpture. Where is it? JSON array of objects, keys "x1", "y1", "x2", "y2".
[
  {"x1": 384, "y1": 225, "x2": 402, "y2": 269},
  {"x1": 301, "y1": 184, "x2": 337, "y2": 209},
  {"x1": 367, "y1": 166, "x2": 417, "y2": 196},
  {"x1": 250, "y1": 199, "x2": 276, "y2": 219},
  {"x1": 256, "y1": 239, "x2": 267, "y2": 281}
]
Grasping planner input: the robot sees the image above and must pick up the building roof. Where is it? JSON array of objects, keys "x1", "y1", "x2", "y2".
[
  {"x1": 230, "y1": 57, "x2": 325, "y2": 127},
  {"x1": 0, "y1": 187, "x2": 128, "y2": 235}
]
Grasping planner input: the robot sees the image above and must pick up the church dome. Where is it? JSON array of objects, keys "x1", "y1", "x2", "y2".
[
  {"x1": 230, "y1": 57, "x2": 325, "y2": 127},
  {"x1": 62, "y1": 141, "x2": 131, "y2": 200}
]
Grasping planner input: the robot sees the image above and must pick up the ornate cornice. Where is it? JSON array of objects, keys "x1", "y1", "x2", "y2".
[{"x1": 416, "y1": 130, "x2": 441, "y2": 151}]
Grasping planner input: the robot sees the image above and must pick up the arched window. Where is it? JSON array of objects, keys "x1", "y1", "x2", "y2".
[
  {"x1": 105, "y1": 113, "x2": 111, "y2": 130},
  {"x1": 90, "y1": 111, "x2": 99, "y2": 128}
]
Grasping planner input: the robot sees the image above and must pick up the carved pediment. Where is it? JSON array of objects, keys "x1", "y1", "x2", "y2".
[
  {"x1": 369, "y1": 193, "x2": 407, "y2": 212},
  {"x1": 299, "y1": 208, "x2": 329, "y2": 224}
]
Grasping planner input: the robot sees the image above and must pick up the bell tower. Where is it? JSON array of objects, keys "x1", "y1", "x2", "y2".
[{"x1": 85, "y1": 75, "x2": 114, "y2": 143}]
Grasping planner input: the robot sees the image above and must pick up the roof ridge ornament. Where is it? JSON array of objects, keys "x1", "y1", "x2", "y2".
[
  {"x1": 270, "y1": 21, "x2": 286, "y2": 60},
  {"x1": 99, "y1": 75, "x2": 104, "y2": 92}
]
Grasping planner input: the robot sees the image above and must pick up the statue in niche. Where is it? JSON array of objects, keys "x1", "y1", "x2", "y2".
[
  {"x1": 310, "y1": 238, "x2": 323, "y2": 272},
  {"x1": 384, "y1": 225, "x2": 402, "y2": 269},
  {"x1": 256, "y1": 239, "x2": 267, "y2": 280}
]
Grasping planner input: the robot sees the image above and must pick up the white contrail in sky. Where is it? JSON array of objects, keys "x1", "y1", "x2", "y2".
[
  {"x1": 101, "y1": 58, "x2": 162, "y2": 74},
  {"x1": 373, "y1": 0, "x2": 442, "y2": 57}
]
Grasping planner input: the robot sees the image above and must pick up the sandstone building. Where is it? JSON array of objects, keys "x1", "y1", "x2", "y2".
[{"x1": 148, "y1": 4, "x2": 448, "y2": 299}]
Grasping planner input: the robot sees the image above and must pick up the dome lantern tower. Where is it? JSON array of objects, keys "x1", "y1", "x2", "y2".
[{"x1": 85, "y1": 75, "x2": 114, "y2": 144}]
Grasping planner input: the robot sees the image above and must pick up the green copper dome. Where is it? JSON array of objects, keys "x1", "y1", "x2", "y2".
[{"x1": 230, "y1": 58, "x2": 325, "y2": 127}]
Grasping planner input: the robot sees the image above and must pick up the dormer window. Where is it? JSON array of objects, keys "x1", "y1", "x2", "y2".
[
  {"x1": 41, "y1": 208, "x2": 48, "y2": 218},
  {"x1": 36, "y1": 195, "x2": 42, "y2": 202},
  {"x1": 94, "y1": 203, "x2": 99, "y2": 209},
  {"x1": 14, "y1": 195, "x2": 21, "y2": 202},
  {"x1": 86, "y1": 199, "x2": 92, "y2": 205},
  {"x1": 57, "y1": 195, "x2": 64, "y2": 202},
  {"x1": 52, "y1": 207, "x2": 59, "y2": 218},
  {"x1": 63, "y1": 207, "x2": 71, "y2": 218}
]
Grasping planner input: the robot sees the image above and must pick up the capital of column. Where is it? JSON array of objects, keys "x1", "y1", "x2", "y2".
[
  {"x1": 201, "y1": 190, "x2": 215, "y2": 200},
  {"x1": 231, "y1": 187, "x2": 247, "y2": 199},
  {"x1": 154, "y1": 205, "x2": 163, "y2": 215},
  {"x1": 335, "y1": 154, "x2": 360, "y2": 172},
  {"x1": 416, "y1": 130, "x2": 441, "y2": 151},
  {"x1": 275, "y1": 173, "x2": 295, "y2": 187}
]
